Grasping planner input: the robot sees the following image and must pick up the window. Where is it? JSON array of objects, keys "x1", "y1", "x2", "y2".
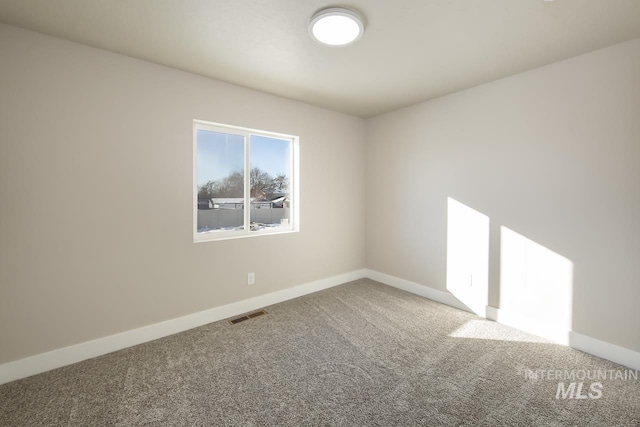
[{"x1": 193, "y1": 120, "x2": 299, "y2": 242}]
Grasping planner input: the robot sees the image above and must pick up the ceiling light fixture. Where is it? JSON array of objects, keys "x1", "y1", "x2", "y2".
[{"x1": 309, "y1": 8, "x2": 364, "y2": 47}]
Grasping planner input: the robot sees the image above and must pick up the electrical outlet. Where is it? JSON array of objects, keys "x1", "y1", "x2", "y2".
[{"x1": 248, "y1": 272, "x2": 255, "y2": 286}]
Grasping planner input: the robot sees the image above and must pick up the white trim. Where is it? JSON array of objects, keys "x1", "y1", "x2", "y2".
[
  {"x1": 365, "y1": 269, "x2": 640, "y2": 371},
  {"x1": 570, "y1": 332, "x2": 640, "y2": 372},
  {"x1": 192, "y1": 119, "x2": 299, "y2": 140},
  {"x1": 485, "y1": 305, "x2": 499, "y2": 321},
  {"x1": 486, "y1": 305, "x2": 640, "y2": 370},
  {"x1": 193, "y1": 227, "x2": 297, "y2": 242},
  {"x1": 291, "y1": 135, "x2": 300, "y2": 232},
  {"x1": 0, "y1": 269, "x2": 366, "y2": 386},
  {"x1": 244, "y1": 131, "x2": 250, "y2": 232},
  {"x1": 364, "y1": 269, "x2": 471, "y2": 313}
]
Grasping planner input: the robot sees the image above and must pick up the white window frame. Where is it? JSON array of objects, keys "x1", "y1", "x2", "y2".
[{"x1": 193, "y1": 120, "x2": 300, "y2": 242}]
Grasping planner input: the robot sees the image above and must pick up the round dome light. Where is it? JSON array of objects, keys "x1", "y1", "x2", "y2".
[{"x1": 309, "y1": 8, "x2": 364, "y2": 47}]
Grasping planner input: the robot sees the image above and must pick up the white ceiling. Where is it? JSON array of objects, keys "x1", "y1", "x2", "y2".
[{"x1": 1, "y1": 0, "x2": 639, "y2": 118}]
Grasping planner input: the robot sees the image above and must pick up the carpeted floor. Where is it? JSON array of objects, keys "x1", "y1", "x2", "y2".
[{"x1": 1, "y1": 279, "x2": 639, "y2": 426}]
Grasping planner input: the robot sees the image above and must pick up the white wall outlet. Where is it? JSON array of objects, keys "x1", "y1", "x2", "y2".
[{"x1": 247, "y1": 272, "x2": 255, "y2": 286}]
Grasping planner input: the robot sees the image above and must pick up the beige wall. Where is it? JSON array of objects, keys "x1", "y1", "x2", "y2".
[
  {"x1": 0, "y1": 24, "x2": 366, "y2": 364},
  {"x1": 366, "y1": 38, "x2": 640, "y2": 351}
]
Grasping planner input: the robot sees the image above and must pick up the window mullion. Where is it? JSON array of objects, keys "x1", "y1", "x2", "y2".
[{"x1": 244, "y1": 133, "x2": 251, "y2": 233}]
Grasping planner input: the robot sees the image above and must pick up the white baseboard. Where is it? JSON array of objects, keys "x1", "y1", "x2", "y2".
[
  {"x1": 486, "y1": 305, "x2": 640, "y2": 370},
  {"x1": 365, "y1": 269, "x2": 640, "y2": 372},
  {"x1": 364, "y1": 269, "x2": 471, "y2": 313},
  {"x1": 3, "y1": 268, "x2": 638, "y2": 385},
  {"x1": 569, "y1": 332, "x2": 640, "y2": 371},
  {"x1": 0, "y1": 269, "x2": 366, "y2": 386}
]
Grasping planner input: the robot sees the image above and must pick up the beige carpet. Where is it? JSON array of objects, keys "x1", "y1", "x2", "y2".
[{"x1": 1, "y1": 279, "x2": 639, "y2": 426}]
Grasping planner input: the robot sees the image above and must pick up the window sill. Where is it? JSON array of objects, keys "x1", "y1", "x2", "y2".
[{"x1": 194, "y1": 227, "x2": 298, "y2": 243}]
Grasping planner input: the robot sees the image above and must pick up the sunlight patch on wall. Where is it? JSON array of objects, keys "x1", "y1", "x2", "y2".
[
  {"x1": 499, "y1": 226, "x2": 574, "y2": 344},
  {"x1": 446, "y1": 197, "x2": 490, "y2": 316}
]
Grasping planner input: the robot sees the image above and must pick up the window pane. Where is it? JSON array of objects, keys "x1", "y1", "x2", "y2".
[
  {"x1": 249, "y1": 135, "x2": 292, "y2": 231},
  {"x1": 196, "y1": 130, "x2": 245, "y2": 233}
]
